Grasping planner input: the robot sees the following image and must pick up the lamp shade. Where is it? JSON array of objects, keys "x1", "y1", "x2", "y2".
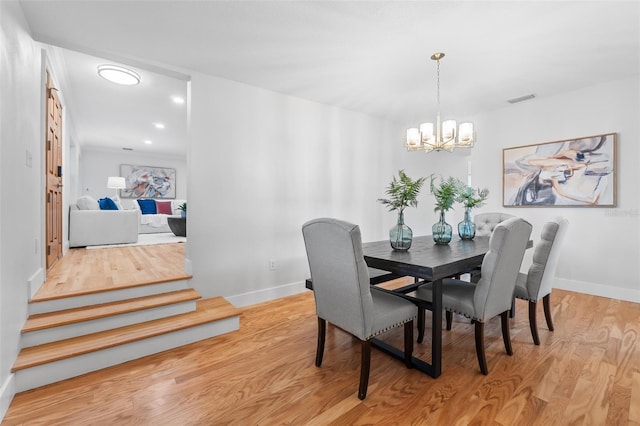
[{"x1": 107, "y1": 176, "x2": 126, "y2": 189}]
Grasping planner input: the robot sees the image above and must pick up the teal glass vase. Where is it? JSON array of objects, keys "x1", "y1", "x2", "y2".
[
  {"x1": 432, "y1": 210, "x2": 452, "y2": 244},
  {"x1": 390, "y1": 211, "x2": 412, "y2": 251},
  {"x1": 458, "y1": 207, "x2": 476, "y2": 240}
]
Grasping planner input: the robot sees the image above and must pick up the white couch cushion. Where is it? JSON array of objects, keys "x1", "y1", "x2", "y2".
[{"x1": 77, "y1": 195, "x2": 99, "y2": 210}]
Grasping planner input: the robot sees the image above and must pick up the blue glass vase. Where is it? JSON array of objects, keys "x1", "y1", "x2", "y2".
[
  {"x1": 458, "y1": 208, "x2": 476, "y2": 240},
  {"x1": 432, "y1": 210, "x2": 452, "y2": 244},
  {"x1": 390, "y1": 211, "x2": 412, "y2": 251}
]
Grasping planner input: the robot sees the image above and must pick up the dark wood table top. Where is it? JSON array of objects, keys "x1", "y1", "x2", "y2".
[{"x1": 362, "y1": 236, "x2": 491, "y2": 282}]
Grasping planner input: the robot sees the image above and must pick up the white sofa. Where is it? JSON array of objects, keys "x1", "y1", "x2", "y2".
[
  {"x1": 69, "y1": 197, "x2": 138, "y2": 247},
  {"x1": 133, "y1": 199, "x2": 186, "y2": 234}
]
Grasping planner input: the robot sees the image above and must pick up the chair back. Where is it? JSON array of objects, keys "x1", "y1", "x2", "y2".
[
  {"x1": 524, "y1": 217, "x2": 569, "y2": 300},
  {"x1": 475, "y1": 212, "x2": 515, "y2": 237},
  {"x1": 474, "y1": 217, "x2": 532, "y2": 321},
  {"x1": 302, "y1": 218, "x2": 373, "y2": 340}
]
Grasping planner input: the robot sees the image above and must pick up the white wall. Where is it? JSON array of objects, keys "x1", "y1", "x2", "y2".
[
  {"x1": 78, "y1": 148, "x2": 187, "y2": 209},
  {"x1": 188, "y1": 72, "x2": 429, "y2": 304},
  {"x1": 469, "y1": 76, "x2": 640, "y2": 302},
  {"x1": 0, "y1": 1, "x2": 44, "y2": 418}
]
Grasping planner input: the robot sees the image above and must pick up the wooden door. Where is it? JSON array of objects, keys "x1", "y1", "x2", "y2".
[{"x1": 46, "y1": 71, "x2": 63, "y2": 270}]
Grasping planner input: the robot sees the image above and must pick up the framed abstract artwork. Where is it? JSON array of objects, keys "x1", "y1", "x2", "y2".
[
  {"x1": 119, "y1": 164, "x2": 176, "y2": 199},
  {"x1": 503, "y1": 133, "x2": 616, "y2": 207}
]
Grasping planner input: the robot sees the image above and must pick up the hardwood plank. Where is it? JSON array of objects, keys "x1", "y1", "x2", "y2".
[
  {"x1": 631, "y1": 371, "x2": 640, "y2": 423},
  {"x1": 35, "y1": 243, "x2": 188, "y2": 302},
  {"x1": 12, "y1": 298, "x2": 239, "y2": 371},
  {"x1": 23, "y1": 288, "x2": 201, "y2": 332},
  {"x1": 3, "y1": 289, "x2": 640, "y2": 426}
]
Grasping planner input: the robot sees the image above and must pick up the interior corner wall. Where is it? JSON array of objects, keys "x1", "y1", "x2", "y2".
[
  {"x1": 187, "y1": 72, "x2": 408, "y2": 303},
  {"x1": 0, "y1": 1, "x2": 45, "y2": 419},
  {"x1": 468, "y1": 76, "x2": 640, "y2": 302},
  {"x1": 78, "y1": 148, "x2": 187, "y2": 209}
]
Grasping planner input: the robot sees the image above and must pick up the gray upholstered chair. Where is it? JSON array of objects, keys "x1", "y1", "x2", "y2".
[
  {"x1": 474, "y1": 212, "x2": 516, "y2": 237},
  {"x1": 465, "y1": 212, "x2": 516, "y2": 283},
  {"x1": 302, "y1": 218, "x2": 417, "y2": 400},
  {"x1": 514, "y1": 217, "x2": 568, "y2": 345},
  {"x1": 414, "y1": 217, "x2": 532, "y2": 375}
]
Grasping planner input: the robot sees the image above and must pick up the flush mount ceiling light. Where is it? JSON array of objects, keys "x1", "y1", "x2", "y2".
[
  {"x1": 97, "y1": 64, "x2": 141, "y2": 85},
  {"x1": 404, "y1": 52, "x2": 474, "y2": 153},
  {"x1": 144, "y1": 140, "x2": 153, "y2": 145},
  {"x1": 153, "y1": 122, "x2": 165, "y2": 129}
]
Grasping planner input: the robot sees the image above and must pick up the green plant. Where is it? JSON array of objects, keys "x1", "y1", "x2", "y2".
[
  {"x1": 178, "y1": 202, "x2": 187, "y2": 212},
  {"x1": 378, "y1": 170, "x2": 427, "y2": 214},
  {"x1": 429, "y1": 175, "x2": 465, "y2": 212},
  {"x1": 457, "y1": 186, "x2": 489, "y2": 209}
]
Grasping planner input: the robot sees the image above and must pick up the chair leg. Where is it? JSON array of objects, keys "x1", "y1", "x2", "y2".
[
  {"x1": 404, "y1": 321, "x2": 414, "y2": 368},
  {"x1": 509, "y1": 297, "x2": 516, "y2": 318},
  {"x1": 474, "y1": 321, "x2": 489, "y2": 375},
  {"x1": 358, "y1": 340, "x2": 371, "y2": 400},
  {"x1": 543, "y1": 294, "x2": 555, "y2": 331},
  {"x1": 417, "y1": 308, "x2": 425, "y2": 343},
  {"x1": 528, "y1": 301, "x2": 540, "y2": 345},
  {"x1": 500, "y1": 311, "x2": 513, "y2": 355},
  {"x1": 445, "y1": 310, "x2": 453, "y2": 330},
  {"x1": 315, "y1": 318, "x2": 326, "y2": 367}
]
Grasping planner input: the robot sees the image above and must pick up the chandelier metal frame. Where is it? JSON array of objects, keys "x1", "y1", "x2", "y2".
[{"x1": 404, "y1": 52, "x2": 475, "y2": 153}]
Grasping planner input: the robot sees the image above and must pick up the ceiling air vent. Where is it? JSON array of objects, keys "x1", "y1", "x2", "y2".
[
  {"x1": 507, "y1": 94, "x2": 535, "y2": 104},
  {"x1": 122, "y1": 147, "x2": 134, "y2": 151}
]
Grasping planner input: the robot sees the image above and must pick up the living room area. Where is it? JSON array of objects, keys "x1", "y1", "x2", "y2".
[{"x1": 69, "y1": 148, "x2": 188, "y2": 249}]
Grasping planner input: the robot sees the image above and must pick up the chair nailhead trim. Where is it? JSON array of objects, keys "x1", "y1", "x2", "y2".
[{"x1": 369, "y1": 316, "x2": 417, "y2": 339}]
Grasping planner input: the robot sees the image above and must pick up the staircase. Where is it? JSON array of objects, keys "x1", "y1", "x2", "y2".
[{"x1": 12, "y1": 277, "x2": 241, "y2": 392}]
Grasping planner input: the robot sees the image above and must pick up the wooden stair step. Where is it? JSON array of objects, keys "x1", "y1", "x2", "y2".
[
  {"x1": 31, "y1": 274, "x2": 194, "y2": 303},
  {"x1": 23, "y1": 289, "x2": 202, "y2": 333},
  {"x1": 13, "y1": 297, "x2": 241, "y2": 372}
]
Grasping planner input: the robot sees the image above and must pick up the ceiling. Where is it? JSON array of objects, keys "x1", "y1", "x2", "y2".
[
  {"x1": 19, "y1": 1, "x2": 640, "y2": 155},
  {"x1": 47, "y1": 47, "x2": 189, "y2": 156}
]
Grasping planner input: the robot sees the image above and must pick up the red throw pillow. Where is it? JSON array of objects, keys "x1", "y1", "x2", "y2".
[{"x1": 156, "y1": 200, "x2": 172, "y2": 215}]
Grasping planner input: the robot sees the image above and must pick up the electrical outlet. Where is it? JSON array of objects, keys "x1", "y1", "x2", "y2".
[{"x1": 269, "y1": 259, "x2": 276, "y2": 271}]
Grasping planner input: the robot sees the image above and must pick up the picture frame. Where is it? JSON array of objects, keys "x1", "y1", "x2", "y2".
[
  {"x1": 503, "y1": 133, "x2": 616, "y2": 207},
  {"x1": 119, "y1": 164, "x2": 176, "y2": 199}
]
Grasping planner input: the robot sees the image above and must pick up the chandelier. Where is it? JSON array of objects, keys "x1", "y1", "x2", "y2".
[{"x1": 404, "y1": 53, "x2": 474, "y2": 153}]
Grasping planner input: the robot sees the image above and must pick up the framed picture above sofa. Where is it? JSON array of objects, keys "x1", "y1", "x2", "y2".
[{"x1": 120, "y1": 164, "x2": 176, "y2": 199}]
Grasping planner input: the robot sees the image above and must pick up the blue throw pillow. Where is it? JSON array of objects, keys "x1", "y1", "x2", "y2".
[
  {"x1": 98, "y1": 197, "x2": 119, "y2": 210},
  {"x1": 137, "y1": 199, "x2": 157, "y2": 215}
]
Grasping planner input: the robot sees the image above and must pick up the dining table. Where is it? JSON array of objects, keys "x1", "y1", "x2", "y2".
[{"x1": 361, "y1": 235, "x2": 496, "y2": 378}]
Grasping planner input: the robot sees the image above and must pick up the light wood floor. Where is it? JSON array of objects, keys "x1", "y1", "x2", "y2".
[
  {"x1": 35, "y1": 243, "x2": 188, "y2": 301},
  {"x1": 4, "y1": 286, "x2": 639, "y2": 425}
]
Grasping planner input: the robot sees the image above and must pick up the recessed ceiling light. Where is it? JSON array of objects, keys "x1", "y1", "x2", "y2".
[
  {"x1": 97, "y1": 65, "x2": 141, "y2": 85},
  {"x1": 153, "y1": 122, "x2": 165, "y2": 129},
  {"x1": 144, "y1": 140, "x2": 153, "y2": 145},
  {"x1": 171, "y1": 96, "x2": 185, "y2": 104}
]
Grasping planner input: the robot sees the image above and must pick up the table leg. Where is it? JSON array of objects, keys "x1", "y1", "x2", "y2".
[{"x1": 431, "y1": 278, "x2": 443, "y2": 378}]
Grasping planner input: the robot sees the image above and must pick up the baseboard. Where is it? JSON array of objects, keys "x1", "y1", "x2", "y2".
[
  {"x1": 27, "y1": 268, "x2": 45, "y2": 300},
  {"x1": 0, "y1": 373, "x2": 15, "y2": 423},
  {"x1": 225, "y1": 281, "x2": 307, "y2": 308},
  {"x1": 555, "y1": 278, "x2": 640, "y2": 303}
]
